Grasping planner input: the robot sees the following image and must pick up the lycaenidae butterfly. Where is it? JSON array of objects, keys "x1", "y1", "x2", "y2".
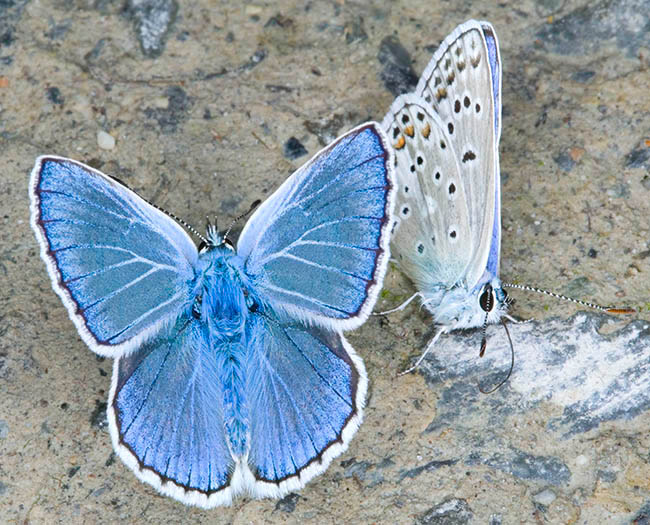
[
  {"x1": 29, "y1": 123, "x2": 395, "y2": 507},
  {"x1": 380, "y1": 20, "x2": 633, "y2": 386}
]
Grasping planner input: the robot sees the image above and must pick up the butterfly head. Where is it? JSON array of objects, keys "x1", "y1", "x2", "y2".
[
  {"x1": 478, "y1": 280, "x2": 509, "y2": 320},
  {"x1": 476, "y1": 278, "x2": 510, "y2": 326},
  {"x1": 426, "y1": 275, "x2": 509, "y2": 330},
  {"x1": 199, "y1": 200, "x2": 262, "y2": 253},
  {"x1": 199, "y1": 219, "x2": 235, "y2": 253}
]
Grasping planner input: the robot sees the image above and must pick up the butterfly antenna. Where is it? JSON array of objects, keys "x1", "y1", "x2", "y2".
[
  {"x1": 106, "y1": 173, "x2": 208, "y2": 245},
  {"x1": 502, "y1": 283, "x2": 635, "y2": 314},
  {"x1": 223, "y1": 199, "x2": 262, "y2": 245},
  {"x1": 479, "y1": 319, "x2": 514, "y2": 394}
]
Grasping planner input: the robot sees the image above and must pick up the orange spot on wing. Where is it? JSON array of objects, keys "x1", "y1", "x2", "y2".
[
  {"x1": 404, "y1": 125, "x2": 414, "y2": 137},
  {"x1": 422, "y1": 124, "x2": 431, "y2": 139},
  {"x1": 394, "y1": 135, "x2": 405, "y2": 149}
]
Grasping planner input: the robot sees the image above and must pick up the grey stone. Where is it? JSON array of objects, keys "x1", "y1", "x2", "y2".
[
  {"x1": 535, "y1": 0, "x2": 650, "y2": 58},
  {"x1": 532, "y1": 488, "x2": 557, "y2": 505},
  {"x1": 417, "y1": 498, "x2": 473, "y2": 525},
  {"x1": 143, "y1": 86, "x2": 192, "y2": 134},
  {"x1": 419, "y1": 313, "x2": 650, "y2": 438},
  {"x1": 633, "y1": 501, "x2": 650, "y2": 525},
  {"x1": 467, "y1": 450, "x2": 571, "y2": 485},
  {"x1": 283, "y1": 137, "x2": 308, "y2": 160},
  {"x1": 274, "y1": 493, "x2": 300, "y2": 513},
  {"x1": 377, "y1": 35, "x2": 418, "y2": 97},
  {"x1": 626, "y1": 143, "x2": 650, "y2": 170},
  {"x1": 553, "y1": 151, "x2": 576, "y2": 172},
  {"x1": 127, "y1": 0, "x2": 178, "y2": 58},
  {"x1": 399, "y1": 459, "x2": 459, "y2": 481}
]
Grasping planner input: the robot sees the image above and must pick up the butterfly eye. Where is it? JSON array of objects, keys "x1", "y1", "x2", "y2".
[{"x1": 479, "y1": 284, "x2": 494, "y2": 312}]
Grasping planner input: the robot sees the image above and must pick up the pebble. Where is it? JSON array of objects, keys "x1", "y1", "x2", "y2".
[
  {"x1": 97, "y1": 130, "x2": 116, "y2": 150},
  {"x1": 532, "y1": 488, "x2": 557, "y2": 506}
]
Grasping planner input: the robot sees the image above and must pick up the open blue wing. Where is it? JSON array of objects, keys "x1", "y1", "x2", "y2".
[
  {"x1": 108, "y1": 318, "x2": 235, "y2": 508},
  {"x1": 244, "y1": 313, "x2": 366, "y2": 496},
  {"x1": 237, "y1": 123, "x2": 395, "y2": 331},
  {"x1": 29, "y1": 156, "x2": 198, "y2": 357}
]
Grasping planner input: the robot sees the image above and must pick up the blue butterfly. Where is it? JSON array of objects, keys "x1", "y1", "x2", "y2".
[
  {"x1": 29, "y1": 123, "x2": 395, "y2": 507},
  {"x1": 381, "y1": 20, "x2": 508, "y2": 370}
]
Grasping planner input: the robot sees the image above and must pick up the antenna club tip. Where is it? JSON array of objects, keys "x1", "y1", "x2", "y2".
[{"x1": 606, "y1": 307, "x2": 636, "y2": 314}]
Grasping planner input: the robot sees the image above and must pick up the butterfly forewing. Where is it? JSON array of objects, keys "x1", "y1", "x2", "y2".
[
  {"x1": 416, "y1": 20, "x2": 502, "y2": 287},
  {"x1": 237, "y1": 124, "x2": 395, "y2": 332},
  {"x1": 383, "y1": 96, "x2": 472, "y2": 291},
  {"x1": 29, "y1": 156, "x2": 199, "y2": 358}
]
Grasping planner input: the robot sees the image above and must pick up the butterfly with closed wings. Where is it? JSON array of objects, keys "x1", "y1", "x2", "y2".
[
  {"x1": 29, "y1": 123, "x2": 395, "y2": 507},
  {"x1": 381, "y1": 20, "x2": 632, "y2": 382}
]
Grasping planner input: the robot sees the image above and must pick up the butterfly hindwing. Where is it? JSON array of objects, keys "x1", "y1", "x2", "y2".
[
  {"x1": 245, "y1": 313, "x2": 366, "y2": 497},
  {"x1": 29, "y1": 156, "x2": 198, "y2": 357},
  {"x1": 383, "y1": 95, "x2": 473, "y2": 291},
  {"x1": 237, "y1": 124, "x2": 395, "y2": 331},
  {"x1": 108, "y1": 317, "x2": 236, "y2": 508},
  {"x1": 415, "y1": 20, "x2": 502, "y2": 287}
]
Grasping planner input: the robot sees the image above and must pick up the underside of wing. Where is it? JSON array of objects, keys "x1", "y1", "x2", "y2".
[
  {"x1": 237, "y1": 123, "x2": 395, "y2": 331},
  {"x1": 108, "y1": 318, "x2": 237, "y2": 508},
  {"x1": 243, "y1": 314, "x2": 366, "y2": 498},
  {"x1": 29, "y1": 156, "x2": 198, "y2": 357},
  {"x1": 415, "y1": 20, "x2": 502, "y2": 286},
  {"x1": 382, "y1": 95, "x2": 473, "y2": 290}
]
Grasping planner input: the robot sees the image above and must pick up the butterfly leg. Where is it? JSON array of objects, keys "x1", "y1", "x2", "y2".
[
  {"x1": 504, "y1": 314, "x2": 534, "y2": 324},
  {"x1": 374, "y1": 292, "x2": 422, "y2": 316},
  {"x1": 398, "y1": 327, "x2": 448, "y2": 376}
]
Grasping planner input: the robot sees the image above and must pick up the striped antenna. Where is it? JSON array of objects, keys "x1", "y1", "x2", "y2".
[
  {"x1": 107, "y1": 174, "x2": 208, "y2": 245},
  {"x1": 502, "y1": 282, "x2": 635, "y2": 314},
  {"x1": 149, "y1": 202, "x2": 208, "y2": 245},
  {"x1": 223, "y1": 199, "x2": 262, "y2": 245}
]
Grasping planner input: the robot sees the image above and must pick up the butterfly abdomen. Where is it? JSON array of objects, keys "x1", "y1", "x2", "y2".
[
  {"x1": 218, "y1": 340, "x2": 250, "y2": 458},
  {"x1": 194, "y1": 249, "x2": 255, "y2": 458}
]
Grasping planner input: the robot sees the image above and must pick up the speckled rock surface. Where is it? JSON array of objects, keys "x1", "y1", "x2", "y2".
[{"x1": 1, "y1": 1, "x2": 649, "y2": 523}]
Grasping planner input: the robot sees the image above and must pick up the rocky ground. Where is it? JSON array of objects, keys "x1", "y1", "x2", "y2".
[{"x1": 1, "y1": 0, "x2": 649, "y2": 523}]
